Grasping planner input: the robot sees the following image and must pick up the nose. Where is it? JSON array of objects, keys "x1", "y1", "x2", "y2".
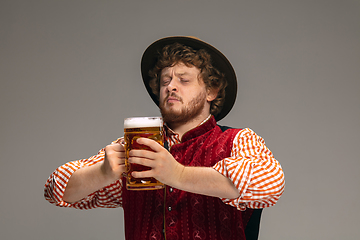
[{"x1": 166, "y1": 79, "x2": 178, "y2": 93}]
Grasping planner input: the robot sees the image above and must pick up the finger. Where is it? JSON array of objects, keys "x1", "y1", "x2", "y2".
[
  {"x1": 106, "y1": 148, "x2": 124, "y2": 158},
  {"x1": 119, "y1": 156, "x2": 125, "y2": 164},
  {"x1": 114, "y1": 138, "x2": 125, "y2": 145},
  {"x1": 131, "y1": 169, "x2": 154, "y2": 179},
  {"x1": 128, "y1": 156, "x2": 154, "y2": 168},
  {"x1": 136, "y1": 138, "x2": 164, "y2": 152},
  {"x1": 106, "y1": 146, "x2": 125, "y2": 163},
  {"x1": 110, "y1": 143, "x2": 125, "y2": 152},
  {"x1": 105, "y1": 146, "x2": 125, "y2": 166},
  {"x1": 129, "y1": 149, "x2": 156, "y2": 160}
]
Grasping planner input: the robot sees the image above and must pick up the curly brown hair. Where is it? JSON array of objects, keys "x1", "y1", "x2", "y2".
[{"x1": 148, "y1": 42, "x2": 227, "y2": 117}]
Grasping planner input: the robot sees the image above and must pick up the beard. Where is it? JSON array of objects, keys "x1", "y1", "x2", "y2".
[{"x1": 160, "y1": 91, "x2": 207, "y2": 125}]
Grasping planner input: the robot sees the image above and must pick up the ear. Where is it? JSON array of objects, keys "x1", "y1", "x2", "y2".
[{"x1": 206, "y1": 88, "x2": 219, "y2": 102}]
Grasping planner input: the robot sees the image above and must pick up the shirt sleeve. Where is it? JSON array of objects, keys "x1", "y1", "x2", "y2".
[
  {"x1": 213, "y1": 128, "x2": 285, "y2": 211},
  {"x1": 43, "y1": 139, "x2": 123, "y2": 209}
]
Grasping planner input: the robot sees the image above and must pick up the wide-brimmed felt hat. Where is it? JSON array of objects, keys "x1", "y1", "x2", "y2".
[{"x1": 141, "y1": 36, "x2": 237, "y2": 121}]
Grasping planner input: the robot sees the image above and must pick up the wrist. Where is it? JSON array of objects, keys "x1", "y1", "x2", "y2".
[
  {"x1": 99, "y1": 162, "x2": 117, "y2": 184},
  {"x1": 172, "y1": 164, "x2": 187, "y2": 189}
]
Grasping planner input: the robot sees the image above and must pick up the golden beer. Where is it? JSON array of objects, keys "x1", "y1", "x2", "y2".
[{"x1": 124, "y1": 117, "x2": 165, "y2": 190}]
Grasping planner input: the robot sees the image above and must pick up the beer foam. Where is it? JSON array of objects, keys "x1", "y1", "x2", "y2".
[{"x1": 124, "y1": 117, "x2": 163, "y2": 128}]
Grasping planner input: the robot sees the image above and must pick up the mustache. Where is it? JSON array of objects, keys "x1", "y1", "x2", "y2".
[{"x1": 164, "y1": 93, "x2": 183, "y2": 103}]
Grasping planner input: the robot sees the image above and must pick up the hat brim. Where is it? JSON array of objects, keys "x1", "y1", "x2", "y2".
[{"x1": 141, "y1": 36, "x2": 237, "y2": 121}]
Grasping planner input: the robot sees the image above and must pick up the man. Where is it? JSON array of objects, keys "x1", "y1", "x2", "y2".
[{"x1": 44, "y1": 36, "x2": 285, "y2": 240}]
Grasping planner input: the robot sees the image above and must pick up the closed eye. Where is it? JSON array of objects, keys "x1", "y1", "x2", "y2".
[{"x1": 161, "y1": 78, "x2": 171, "y2": 86}]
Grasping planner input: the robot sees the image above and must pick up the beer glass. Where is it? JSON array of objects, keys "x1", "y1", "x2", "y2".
[{"x1": 124, "y1": 117, "x2": 165, "y2": 190}]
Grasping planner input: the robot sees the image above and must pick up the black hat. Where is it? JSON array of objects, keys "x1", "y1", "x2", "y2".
[{"x1": 141, "y1": 36, "x2": 237, "y2": 121}]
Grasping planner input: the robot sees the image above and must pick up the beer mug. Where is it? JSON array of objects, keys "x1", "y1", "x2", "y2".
[{"x1": 124, "y1": 117, "x2": 165, "y2": 190}]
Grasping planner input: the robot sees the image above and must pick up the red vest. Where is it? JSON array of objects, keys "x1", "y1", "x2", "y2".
[{"x1": 122, "y1": 117, "x2": 254, "y2": 239}]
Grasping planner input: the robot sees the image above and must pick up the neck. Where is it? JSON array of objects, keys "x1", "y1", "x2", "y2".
[{"x1": 166, "y1": 114, "x2": 211, "y2": 139}]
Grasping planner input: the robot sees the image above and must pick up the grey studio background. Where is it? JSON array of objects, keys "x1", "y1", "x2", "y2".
[{"x1": 1, "y1": 1, "x2": 359, "y2": 240}]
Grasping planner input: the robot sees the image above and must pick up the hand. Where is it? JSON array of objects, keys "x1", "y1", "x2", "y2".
[
  {"x1": 102, "y1": 140, "x2": 126, "y2": 181},
  {"x1": 128, "y1": 138, "x2": 239, "y2": 199},
  {"x1": 63, "y1": 140, "x2": 126, "y2": 203},
  {"x1": 128, "y1": 138, "x2": 185, "y2": 187}
]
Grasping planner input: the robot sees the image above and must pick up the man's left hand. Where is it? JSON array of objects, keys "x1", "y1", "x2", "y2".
[{"x1": 128, "y1": 138, "x2": 184, "y2": 187}]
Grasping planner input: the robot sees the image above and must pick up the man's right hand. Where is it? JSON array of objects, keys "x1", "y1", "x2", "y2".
[
  {"x1": 102, "y1": 142, "x2": 126, "y2": 181},
  {"x1": 63, "y1": 141, "x2": 125, "y2": 203}
]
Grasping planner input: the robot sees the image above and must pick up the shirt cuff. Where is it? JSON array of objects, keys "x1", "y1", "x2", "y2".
[{"x1": 213, "y1": 158, "x2": 251, "y2": 211}]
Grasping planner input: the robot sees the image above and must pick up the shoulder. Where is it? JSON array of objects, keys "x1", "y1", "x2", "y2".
[
  {"x1": 232, "y1": 128, "x2": 267, "y2": 148},
  {"x1": 216, "y1": 125, "x2": 260, "y2": 136},
  {"x1": 216, "y1": 127, "x2": 264, "y2": 143},
  {"x1": 216, "y1": 124, "x2": 241, "y2": 132},
  {"x1": 214, "y1": 125, "x2": 243, "y2": 142}
]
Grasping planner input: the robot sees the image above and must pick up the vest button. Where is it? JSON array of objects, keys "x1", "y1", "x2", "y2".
[
  {"x1": 168, "y1": 206, "x2": 172, "y2": 211},
  {"x1": 169, "y1": 188, "x2": 173, "y2": 193}
]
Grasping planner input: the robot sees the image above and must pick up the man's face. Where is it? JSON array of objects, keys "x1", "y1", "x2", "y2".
[{"x1": 159, "y1": 62, "x2": 214, "y2": 125}]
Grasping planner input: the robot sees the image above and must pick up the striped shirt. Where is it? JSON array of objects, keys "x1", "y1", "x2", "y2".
[{"x1": 44, "y1": 120, "x2": 285, "y2": 211}]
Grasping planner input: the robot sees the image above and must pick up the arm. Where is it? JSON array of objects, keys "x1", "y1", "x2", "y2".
[
  {"x1": 128, "y1": 138, "x2": 240, "y2": 199},
  {"x1": 63, "y1": 142, "x2": 125, "y2": 203},
  {"x1": 213, "y1": 128, "x2": 285, "y2": 210},
  {"x1": 170, "y1": 165, "x2": 241, "y2": 199},
  {"x1": 129, "y1": 129, "x2": 285, "y2": 210},
  {"x1": 44, "y1": 139, "x2": 125, "y2": 209}
]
